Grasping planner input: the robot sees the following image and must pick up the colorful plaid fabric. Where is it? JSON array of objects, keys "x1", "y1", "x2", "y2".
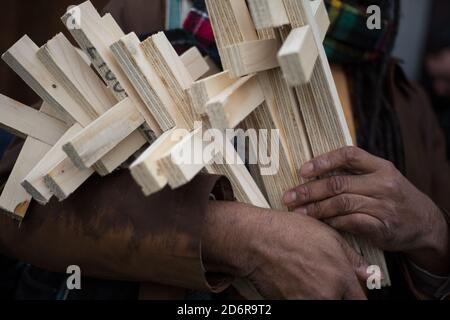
[
  {"x1": 141, "y1": 0, "x2": 395, "y2": 68},
  {"x1": 182, "y1": 1, "x2": 215, "y2": 49},
  {"x1": 166, "y1": 0, "x2": 221, "y2": 67},
  {"x1": 324, "y1": 0, "x2": 395, "y2": 63},
  {"x1": 140, "y1": 0, "x2": 220, "y2": 66},
  {"x1": 165, "y1": 0, "x2": 194, "y2": 30}
]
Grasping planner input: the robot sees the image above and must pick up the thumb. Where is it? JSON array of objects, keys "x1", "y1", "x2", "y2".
[{"x1": 341, "y1": 241, "x2": 370, "y2": 283}]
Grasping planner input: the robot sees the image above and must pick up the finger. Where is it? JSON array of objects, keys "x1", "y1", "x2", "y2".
[
  {"x1": 283, "y1": 174, "x2": 379, "y2": 208},
  {"x1": 325, "y1": 214, "x2": 383, "y2": 240},
  {"x1": 343, "y1": 278, "x2": 367, "y2": 300},
  {"x1": 340, "y1": 240, "x2": 370, "y2": 283},
  {"x1": 296, "y1": 195, "x2": 378, "y2": 220},
  {"x1": 339, "y1": 239, "x2": 369, "y2": 300},
  {"x1": 300, "y1": 147, "x2": 387, "y2": 179}
]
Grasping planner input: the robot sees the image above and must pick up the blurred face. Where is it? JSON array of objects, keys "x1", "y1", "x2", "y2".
[{"x1": 426, "y1": 48, "x2": 450, "y2": 98}]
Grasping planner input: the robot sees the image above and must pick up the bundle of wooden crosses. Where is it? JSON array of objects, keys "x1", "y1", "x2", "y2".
[{"x1": 0, "y1": 0, "x2": 390, "y2": 296}]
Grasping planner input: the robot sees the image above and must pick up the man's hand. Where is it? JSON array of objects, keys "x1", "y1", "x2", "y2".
[
  {"x1": 283, "y1": 146, "x2": 450, "y2": 275},
  {"x1": 202, "y1": 201, "x2": 369, "y2": 300}
]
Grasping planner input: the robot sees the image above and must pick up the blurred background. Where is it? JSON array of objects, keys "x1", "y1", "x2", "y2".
[{"x1": 0, "y1": 0, "x2": 449, "y2": 158}]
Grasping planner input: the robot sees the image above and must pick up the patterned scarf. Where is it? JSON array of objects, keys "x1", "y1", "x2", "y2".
[
  {"x1": 142, "y1": 0, "x2": 396, "y2": 67},
  {"x1": 324, "y1": 0, "x2": 397, "y2": 63}
]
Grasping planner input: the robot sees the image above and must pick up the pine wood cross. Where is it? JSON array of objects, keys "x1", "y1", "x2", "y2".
[{"x1": 0, "y1": 0, "x2": 390, "y2": 297}]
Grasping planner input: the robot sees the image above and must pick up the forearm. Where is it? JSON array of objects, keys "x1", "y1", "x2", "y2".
[{"x1": 202, "y1": 201, "x2": 265, "y2": 277}]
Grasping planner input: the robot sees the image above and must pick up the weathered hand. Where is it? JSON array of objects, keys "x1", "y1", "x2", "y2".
[
  {"x1": 283, "y1": 147, "x2": 450, "y2": 274},
  {"x1": 203, "y1": 202, "x2": 369, "y2": 300}
]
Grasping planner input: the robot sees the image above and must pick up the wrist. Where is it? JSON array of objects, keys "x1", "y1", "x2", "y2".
[
  {"x1": 406, "y1": 204, "x2": 450, "y2": 275},
  {"x1": 201, "y1": 201, "x2": 268, "y2": 277}
]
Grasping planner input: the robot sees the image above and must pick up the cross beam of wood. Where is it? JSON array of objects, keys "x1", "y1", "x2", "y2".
[
  {"x1": 22, "y1": 124, "x2": 83, "y2": 205},
  {"x1": 0, "y1": 94, "x2": 67, "y2": 145},
  {"x1": 206, "y1": 74, "x2": 264, "y2": 129},
  {"x1": 0, "y1": 103, "x2": 63, "y2": 219},
  {"x1": 223, "y1": 0, "x2": 330, "y2": 78}
]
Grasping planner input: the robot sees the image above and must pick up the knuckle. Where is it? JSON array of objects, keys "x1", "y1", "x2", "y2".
[
  {"x1": 378, "y1": 218, "x2": 396, "y2": 242},
  {"x1": 313, "y1": 159, "x2": 323, "y2": 172},
  {"x1": 297, "y1": 185, "x2": 311, "y2": 203},
  {"x1": 328, "y1": 175, "x2": 348, "y2": 195},
  {"x1": 338, "y1": 195, "x2": 353, "y2": 213},
  {"x1": 382, "y1": 179, "x2": 396, "y2": 192},
  {"x1": 383, "y1": 177, "x2": 400, "y2": 193},
  {"x1": 383, "y1": 160, "x2": 397, "y2": 173},
  {"x1": 343, "y1": 146, "x2": 360, "y2": 164},
  {"x1": 315, "y1": 156, "x2": 331, "y2": 172}
]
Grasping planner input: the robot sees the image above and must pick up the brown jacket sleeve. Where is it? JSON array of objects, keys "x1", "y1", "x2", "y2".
[
  {"x1": 422, "y1": 92, "x2": 450, "y2": 214},
  {"x1": 390, "y1": 62, "x2": 450, "y2": 213},
  {"x1": 0, "y1": 140, "x2": 234, "y2": 293},
  {"x1": 389, "y1": 62, "x2": 450, "y2": 299}
]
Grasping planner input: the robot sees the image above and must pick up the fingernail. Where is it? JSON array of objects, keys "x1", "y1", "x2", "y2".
[
  {"x1": 295, "y1": 207, "x2": 308, "y2": 215},
  {"x1": 357, "y1": 266, "x2": 370, "y2": 280},
  {"x1": 301, "y1": 162, "x2": 314, "y2": 177},
  {"x1": 283, "y1": 191, "x2": 297, "y2": 204}
]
